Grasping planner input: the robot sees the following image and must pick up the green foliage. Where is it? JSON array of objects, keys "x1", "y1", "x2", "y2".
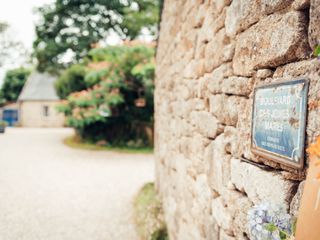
[
  {"x1": 33, "y1": 0, "x2": 159, "y2": 72},
  {"x1": 314, "y1": 45, "x2": 320, "y2": 57},
  {"x1": 265, "y1": 223, "x2": 278, "y2": 232},
  {"x1": 0, "y1": 98, "x2": 5, "y2": 106},
  {"x1": 64, "y1": 135, "x2": 153, "y2": 153},
  {"x1": 0, "y1": 22, "x2": 8, "y2": 32},
  {"x1": 120, "y1": 0, "x2": 160, "y2": 39},
  {"x1": 264, "y1": 223, "x2": 292, "y2": 240},
  {"x1": 55, "y1": 64, "x2": 87, "y2": 99},
  {"x1": 84, "y1": 69, "x2": 108, "y2": 88},
  {"x1": 0, "y1": 121, "x2": 7, "y2": 127},
  {"x1": 134, "y1": 183, "x2": 169, "y2": 240},
  {"x1": 57, "y1": 44, "x2": 155, "y2": 146},
  {"x1": 151, "y1": 229, "x2": 169, "y2": 240},
  {"x1": 0, "y1": 68, "x2": 31, "y2": 104}
]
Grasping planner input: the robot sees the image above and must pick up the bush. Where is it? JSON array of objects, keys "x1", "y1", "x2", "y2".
[
  {"x1": 134, "y1": 183, "x2": 169, "y2": 240},
  {"x1": 55, "y1": 64, "x2": 87, "y2": 99},
  {"x1": 57, "y1": 44, "x2": 155, "y2": 147},
  {"x1": 0, "y1": 121, "x2": 7, "y2": 127},
  {"x1": 0, "y1": 67, "x2": 31, "y2": 104},
  {"x1": 151, "y1": 229, "x2": 170, "y2": 240},
  {"x1": 314, "y1": 45, "x2": 320, "y2": 57}
]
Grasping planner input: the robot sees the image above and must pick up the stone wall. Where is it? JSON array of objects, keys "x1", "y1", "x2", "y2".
[
  {"x1": 155, "y1": 0, "x2": 320, "y2": 239},
  {"x1": 19, "y1": 101, "x2": 65, "y2": 128}
]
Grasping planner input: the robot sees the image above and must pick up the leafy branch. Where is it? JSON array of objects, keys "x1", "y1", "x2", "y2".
[{"x1": 314, "y1": 45, "x2": 320, "y2": 58}]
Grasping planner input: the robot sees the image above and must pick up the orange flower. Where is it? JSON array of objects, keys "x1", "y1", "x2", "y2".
[
  {"x1": 309, "y1": 100, "x2": 320, "y2": 110},
  {"x1": 111, "y1": 88, "x2": 120, "y2": 94},
  {"x1": 122, "y1": 40, "x2": 156, "y2": 48},
  {"x1": 87, "y1": 61, "x2": 110, "y2": 70},
  {"x1": 308, "y1": 137, "x2": 320, "y2": 182},
  {"x1": 307, "y1": 136, "x2": 320, "y2": 159}
]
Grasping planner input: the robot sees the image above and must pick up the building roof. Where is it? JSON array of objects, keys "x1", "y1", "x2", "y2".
[{"x1": 18, "y1": 72, "x2": 60, "y2": 101}]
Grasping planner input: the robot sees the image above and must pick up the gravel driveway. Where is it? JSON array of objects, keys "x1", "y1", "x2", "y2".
[{"x1": 0, "y1": 128, "x2": 154, "y2": 240}]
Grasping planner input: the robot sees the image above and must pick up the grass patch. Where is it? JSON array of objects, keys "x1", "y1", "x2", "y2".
[
  {"x1": 134, "y1": 183, "x2": 169, "y2": 240},
  {"x1": 64, "y1": 135, "x2": 153, "y2": 154}
]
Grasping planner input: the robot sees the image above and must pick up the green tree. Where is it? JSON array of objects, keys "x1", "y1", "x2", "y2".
[
  {"x1": 33, "y1": 0, "x2": 159, "y2": 73},
  {"x1": 57, "y1": 44, "x2": 155, "y2": 146},
  {"x1": 55, "y1": 64, "x2": 87, "y2": 99},
  {"x1": 120, "y1": 0, "x2": 160, "y2": 39},
  {"x1": 0, "y1": 68, "x2": 31, "y2": 104}
]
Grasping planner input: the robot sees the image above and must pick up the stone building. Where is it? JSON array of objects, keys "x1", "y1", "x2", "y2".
[
  {"x1": 155, "y1": 0, "x2": 320, "y2": 239},
  {"x1": 18, "y1": 72, "x2": 65, "y2": 128}
]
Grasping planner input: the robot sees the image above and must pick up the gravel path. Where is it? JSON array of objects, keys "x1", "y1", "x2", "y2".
[{"x1": 0, "y1": 128, "x2": 154, "y2": 240}]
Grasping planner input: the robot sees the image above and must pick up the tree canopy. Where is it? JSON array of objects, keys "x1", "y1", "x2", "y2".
[
  {"x1": 55, "y1": 64, "x2": 87, "y2": 99},
  {"x1": 0, "y1": 68, "x2": 31, "y2": 105},
  {"x1": 33, "y1": 0, "x2": 160, "y2": 73},
  {"x1": 57, "y1": 44, "x2": 155, "y2": 146}
]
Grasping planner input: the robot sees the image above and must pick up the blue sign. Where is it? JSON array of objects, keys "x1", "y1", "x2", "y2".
[{"x1": 251, "y1": 79, "x2": 309, "y2": 169}]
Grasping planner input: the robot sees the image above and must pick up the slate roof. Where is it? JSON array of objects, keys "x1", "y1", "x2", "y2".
[{"x1": 18, "y1": 72, "x2": 60, "y2": 101}]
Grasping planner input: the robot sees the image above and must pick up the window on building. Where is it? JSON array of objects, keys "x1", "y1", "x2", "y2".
[{"x1": 43, "y1": 106, "x2": 49, "y2": 117}]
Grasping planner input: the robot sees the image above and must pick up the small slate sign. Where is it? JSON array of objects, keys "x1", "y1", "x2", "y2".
[{"x1": 251, "y1": 79, "x2": 309, "y2": 169}]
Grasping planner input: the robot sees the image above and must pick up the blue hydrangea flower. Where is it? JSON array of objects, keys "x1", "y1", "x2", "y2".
[{"x1": 248, "y1": 202, "x2": 292, "y2": 240}]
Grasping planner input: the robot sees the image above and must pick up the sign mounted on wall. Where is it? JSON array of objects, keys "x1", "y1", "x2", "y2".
[{"x1": 251, "y1": 79, "x2": 309, "y2": 169}]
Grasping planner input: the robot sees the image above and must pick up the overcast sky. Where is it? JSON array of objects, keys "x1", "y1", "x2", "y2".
[
  {"x1": 0, "y1": 1, "x2": 150, "y2": 85},
  {"x1": 0, "y1": 0, "x2": 54, "y2": 85},
  {"x1": 0, "y1": 0, "x2": 54, "y2": 48}
]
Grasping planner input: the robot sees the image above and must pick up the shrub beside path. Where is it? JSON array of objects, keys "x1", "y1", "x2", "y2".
[{"x1": 0, "y1": 128, "x2": 154, "y2": 240}]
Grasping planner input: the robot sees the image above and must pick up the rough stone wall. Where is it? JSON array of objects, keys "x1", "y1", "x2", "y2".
[{"x1": 155, "y1": 0, "x2": 320, "y2": 239}]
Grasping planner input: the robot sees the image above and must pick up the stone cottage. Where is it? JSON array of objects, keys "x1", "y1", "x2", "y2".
[
  {"x1": 18, "y1": 72, "x2": 65, "y2": 128},
  {"x1": 155, "y1": 0, "x2": 320, "y2": 239}
]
